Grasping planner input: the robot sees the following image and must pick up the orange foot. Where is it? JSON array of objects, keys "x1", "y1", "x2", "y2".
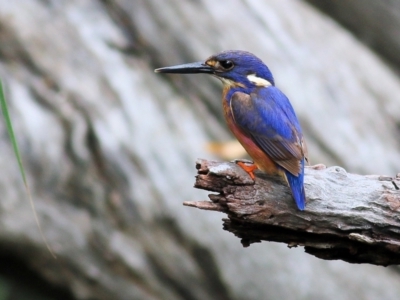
[{"x1": 233, "y1": 159, "x2": 258, "y2": 180}]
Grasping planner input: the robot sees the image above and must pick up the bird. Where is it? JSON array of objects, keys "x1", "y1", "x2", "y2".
[{"x1": 155, "y1": 50, "x2": 308, "y2": 210}]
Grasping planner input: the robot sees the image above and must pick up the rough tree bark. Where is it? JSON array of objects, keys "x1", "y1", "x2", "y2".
[
  {"x1": 305, "y1": 0, "x2": 400, "y2": 72},
  {"x1": 0, "y1": 0, "x2": 400, "y2": 300},
  {"x1": 188, "y1": 159, "x2": 400, "y2": 266}
]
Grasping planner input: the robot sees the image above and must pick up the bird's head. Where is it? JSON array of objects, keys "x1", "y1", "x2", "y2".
[{"x1": 155, "y1": 50, "x2": 275, "y2": 88}]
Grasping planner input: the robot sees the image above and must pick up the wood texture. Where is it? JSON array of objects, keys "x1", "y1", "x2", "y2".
[
  {"x1": 189, "y1": 159, "x2": 400, "y2": 265},
  {"x1": 305, "y1": 0, "x2": 400, "y2": 71},
  {"x1": 0, "y1": 0, "x2": 400, "y2": 299}
]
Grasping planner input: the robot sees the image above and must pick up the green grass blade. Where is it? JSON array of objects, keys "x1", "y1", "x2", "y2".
[
  {"x1": 0, "y1": 83, "x2": 28, "y2": 187},
  {"x1": 0, "y1": 80, "x2": 56, "y2": 258}
]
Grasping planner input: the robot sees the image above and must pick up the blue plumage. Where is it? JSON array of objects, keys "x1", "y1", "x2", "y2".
[
  {"x1": 229, "y1": 87, "x2": 307, "y2": 210},
  {"x1": 155, "y1": 50, "x2": 308, "y2": 210},
  {"x1": 213, "y1": 50, "x2": 275, "y2": 86},
  {"x1": 285, "y1": 160, "x2": 306, "y2": 210}
]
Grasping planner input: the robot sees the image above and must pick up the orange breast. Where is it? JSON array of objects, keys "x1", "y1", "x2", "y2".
[{"x1": 222, "y1": 96, "x2": 279, "y2": 174}]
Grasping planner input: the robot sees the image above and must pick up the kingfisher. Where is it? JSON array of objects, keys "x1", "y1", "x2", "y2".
[{"x1": 155, "y1": 50, "x2": 308, "y2": 210}]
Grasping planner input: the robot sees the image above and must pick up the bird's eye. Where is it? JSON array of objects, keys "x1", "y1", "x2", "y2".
[{"x1": 217, "y1": 60, "x2": 234, "y2": 71}]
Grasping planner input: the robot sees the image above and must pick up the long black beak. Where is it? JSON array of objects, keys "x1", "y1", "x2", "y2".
[{"x1": 155, "y1": 61, "x2": 214, "y2": 74}]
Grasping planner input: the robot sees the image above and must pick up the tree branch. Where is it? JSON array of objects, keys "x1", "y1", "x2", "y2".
[{"x1": 184, "y1": 159, "x2": 400, "y2": 266}]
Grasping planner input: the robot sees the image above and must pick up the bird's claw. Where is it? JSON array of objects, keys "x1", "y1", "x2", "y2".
[{"x1": 232, "y1": 159, "x2": 258, "y2": 180}]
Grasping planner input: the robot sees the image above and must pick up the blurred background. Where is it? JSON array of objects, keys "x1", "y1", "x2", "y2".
[{"x1": 0, "y1": 0, "x2": 400, "y2": 299}]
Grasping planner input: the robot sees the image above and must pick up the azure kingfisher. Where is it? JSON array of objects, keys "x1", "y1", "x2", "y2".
[{"x1": 155, "y1": 50, "x2": 308, "y2": 210}]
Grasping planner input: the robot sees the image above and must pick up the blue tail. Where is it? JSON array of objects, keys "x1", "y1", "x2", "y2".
[{"x1": 284, "y1": 159, "x2": 306, "y2": 210}]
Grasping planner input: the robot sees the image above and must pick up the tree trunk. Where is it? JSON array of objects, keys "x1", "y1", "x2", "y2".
[{"x1": 0, "y1": 0, "x2": 399, "y2": 299}]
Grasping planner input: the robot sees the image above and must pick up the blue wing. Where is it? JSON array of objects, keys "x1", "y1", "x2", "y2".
[
  {"x1": 284, "y1": 159, "x2": 306, "y2": 210},
  {"x1": 230, "y1": 87, "x2": 307, "y2": 210}
]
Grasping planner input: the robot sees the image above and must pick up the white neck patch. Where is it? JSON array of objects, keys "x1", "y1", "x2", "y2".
[{"x1": 247, "y1": 74, "x2": 272, "y2": 87}]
